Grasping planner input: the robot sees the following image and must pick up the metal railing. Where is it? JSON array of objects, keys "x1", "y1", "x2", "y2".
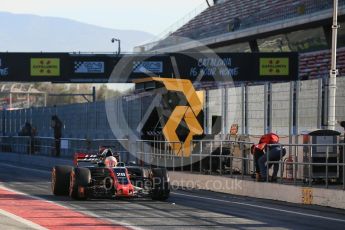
[
  {"x1": 135, "y1": 139, "x2": 345, "y2": 190},
  {"x1": 136, "y1": 1, "x2": 210, "y2": 51},
  {"x1": 265, "y1": 143, "x2": 345, "y2": 190},
  {"x1": 0, "y1": 136, "x2": 129, "y2": 160},
  {"x1": 136, "y1": 140, "x2": 183, "y2": 167},
  {"x1": 136, "y1": 139, "x2": 255, "y2": 176},
  {"x1": 0, "y1": 136, "x2": 31, "y2": 154},
  {"x1": 189, "y1": 140, "x2": 254, "y2": 177},
  {"x1": 1, "y1": 136, "x2": 344, "y2": 190},
  {"x1": 239, "y1": 0, "x2": 340, "y2": 30}
]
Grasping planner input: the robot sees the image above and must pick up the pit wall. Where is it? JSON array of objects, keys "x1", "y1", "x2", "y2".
[{"x1": 169, "y1": 171, "x2": 345, "y2": 210}]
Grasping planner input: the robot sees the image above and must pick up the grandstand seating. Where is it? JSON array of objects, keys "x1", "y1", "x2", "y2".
[
  {"x1": 299, "y1": 47, "x2": 345, "y2": 79},
  {"x1": 168, "y1": 0, "x2": 345, "y2": 80},
  {"x1": 172, "y1": 0, "x2": 342, "y2": 40}
]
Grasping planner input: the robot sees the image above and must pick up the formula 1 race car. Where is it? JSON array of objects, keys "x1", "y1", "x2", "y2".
[{"x1": 51, "y1": 147, "x2": 170, "y2": 200}]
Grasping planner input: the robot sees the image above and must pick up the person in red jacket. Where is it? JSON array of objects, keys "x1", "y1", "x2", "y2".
[
  {"x1": 255, "y1": 133, "x2": 286, "y2": 182},
  {"x1": 251, "y1": 133, "x2": 280, "y2": 181}
]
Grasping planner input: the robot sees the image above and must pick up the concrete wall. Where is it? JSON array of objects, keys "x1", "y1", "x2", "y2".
[
  {"x1": 298, "y1": 79, "x2": 320, "y2": 133},
  {"x1": 247, "y1": 85, "x2": 265, "y2": 135},
  {"x1": 127, "y1": 96, "x2": 142, "y2": 137},
  {"x1": 227, "y1": 87, "x2": 243, "y2": 133},
  {"x1": 271, "y1": 82, "x2": 291, "y2": 135},
  {"x1": 336, "y1": 77, "x2": 345, "y2": 126},
  {"x1": 207, "y1": 89, "x2": 222, "y2": 134},
  {"x1": 1, "y1": 78, "x2": 345, "y2": 138},
  {"x1": 169, "y1": 171, "x2": 345, "y2": 210}
]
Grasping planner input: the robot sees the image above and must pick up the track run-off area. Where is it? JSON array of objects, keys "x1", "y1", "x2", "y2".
[{"x1": 0, "y1": 160, "x2": 345, "y2": 229}]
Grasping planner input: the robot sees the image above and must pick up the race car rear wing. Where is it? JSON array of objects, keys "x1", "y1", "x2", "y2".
[
  {"x1": 73, "y1": 151, "x2": 120, "y2": 166},
  {"x1": 73, "y1": 153, "x2": 100, "y2": 166}
]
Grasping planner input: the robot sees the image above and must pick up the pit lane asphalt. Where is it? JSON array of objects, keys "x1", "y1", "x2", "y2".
[{"x1": 0, "y1": 161, "x2": 345, "y2": 230}]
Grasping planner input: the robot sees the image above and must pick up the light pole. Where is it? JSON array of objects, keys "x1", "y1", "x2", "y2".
[
  {"x1": 328, "y1": 0, "x2": 339, "y2": 130},
  {"x1": 111, "y1": 38, "x2": 121, "y2": 55}
]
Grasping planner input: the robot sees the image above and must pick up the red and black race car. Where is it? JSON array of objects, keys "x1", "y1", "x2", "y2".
[{"x1": 51, "y1": 147, "x2": 170, "y2": 200}]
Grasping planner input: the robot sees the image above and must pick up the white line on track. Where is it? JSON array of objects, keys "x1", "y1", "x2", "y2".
[
  {"x1": 0, "y1": 209, "x2": 47, "y2": 230},
  {"x1": 171, "y1": 192, "x2": 345, "y2": 223}
]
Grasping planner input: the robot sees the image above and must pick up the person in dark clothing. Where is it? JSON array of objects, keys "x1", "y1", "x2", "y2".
[
  {"x1": 51, "y1": 115, "x2": 62, "y2": 157},
  {"x1": 251, "y1": 133, "x2": 279, "y2": 181},
  {"x1": 252, "y1": 133, "x2": 286, "y2": 182},
  {"x1": 251, "y1": 143, "x2": 265, "y2": 181},
  {"x1": 259, "y1": 144, "x2": 286, "y2": 182},
  {"x1": 31, "y1": 127, "x2": 38, "y2": 154},
  {"x1": 18, "y1": 122, "x2": 32, "y2": 137},
  {"x1": 18, "y1": 122, "x2": 34, "y2": 154}
]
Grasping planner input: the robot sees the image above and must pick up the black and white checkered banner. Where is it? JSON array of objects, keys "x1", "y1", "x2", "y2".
[
  {"x1": 74, "y1": 61, "x2": 105, "y2": 74},
  {"x1": 133, "y1": 61, "x2": 163, "y2": 74}
]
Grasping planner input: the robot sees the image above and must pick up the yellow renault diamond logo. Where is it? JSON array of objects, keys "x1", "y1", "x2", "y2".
[
  {"x1": 154, "y1": 78, "x2": 203, "y2": 157},
  {"x1": 260, "y1": 58, "x2": 289, "y2": 76},
  {"x1": 135, "y1": 77, "x2": 203, "y2": 157}
]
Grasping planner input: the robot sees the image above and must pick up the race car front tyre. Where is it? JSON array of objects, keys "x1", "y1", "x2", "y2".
[
  {"x1": 69, "y1": 168, "x2": 91, "y2": 200},
  {"x1": 151, "y1": 168, "x2": 170, "y2": 201},
  {"x1": 51, "y1": 165, "x2": 73, "y2": 196}
]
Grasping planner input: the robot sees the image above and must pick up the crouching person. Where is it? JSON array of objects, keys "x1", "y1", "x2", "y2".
[
  {"x1": 251, "y1": 142, "x2": 265, "y2": 181},
  {"x1": 259, "y1": 143, "x2": 286, "y2": 182},
  {"x1": 251, "y1": 133, "x2": 279, "y2": 181}
]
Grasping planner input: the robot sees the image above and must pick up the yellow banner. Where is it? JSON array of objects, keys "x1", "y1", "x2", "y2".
[
  {"x1": 31, "y1": 58, "x2": 60, "y2": 76},
  {"x1": 260, "y1": 58, "x2": 289, "y2": 76}
]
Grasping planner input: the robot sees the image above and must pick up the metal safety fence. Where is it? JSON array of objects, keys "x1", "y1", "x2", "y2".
[
  {"x1": 265, "y1": 143, "x2": 345, "y2": 190},
  {"x1": 1, "y1": 136, "x2": 344, "y2": 189},
  {"x1": 136, "y1": 139, "x2": 345, "y2": 190},
  {"x1": 0, "y1": 136, "x2": 129, "y2": 160},
  {"x1": 136, "y1": 139, "x2": 254, "y2": 175}
]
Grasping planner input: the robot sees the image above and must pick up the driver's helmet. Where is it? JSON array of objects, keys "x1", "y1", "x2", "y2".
[{"x1": 102, "y1": 149, "x2": 117, "y2": 167}]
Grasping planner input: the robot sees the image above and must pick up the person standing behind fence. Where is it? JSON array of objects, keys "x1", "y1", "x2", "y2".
[
  {"x1": 31, "y1": 127, "x2": 38, "y2": 154},
  {"x1": 18, "y1": 122, "x2": 32, "y2": 137},
  {"x1": 51, "y1": 115, "x2": 62, "y2": 157},
  {"x1": 18, "y1": 121, "x2": 33, "y2": 154}
]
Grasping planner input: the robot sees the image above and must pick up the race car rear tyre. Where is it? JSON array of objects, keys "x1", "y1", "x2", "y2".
[
  {"x1": 151, "y1": 168, "x2": 170, "y2": 201},
  {"x1": 69, "y1": 168, "x2": 91, "y2": 200},
  {"x1": 51, "y1": 165, "x2": 73, "y2": 196}
]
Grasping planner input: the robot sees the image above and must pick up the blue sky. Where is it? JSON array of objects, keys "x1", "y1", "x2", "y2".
[{"x1": 1, "y1": 0, "x2": 204, "y2": 35}]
